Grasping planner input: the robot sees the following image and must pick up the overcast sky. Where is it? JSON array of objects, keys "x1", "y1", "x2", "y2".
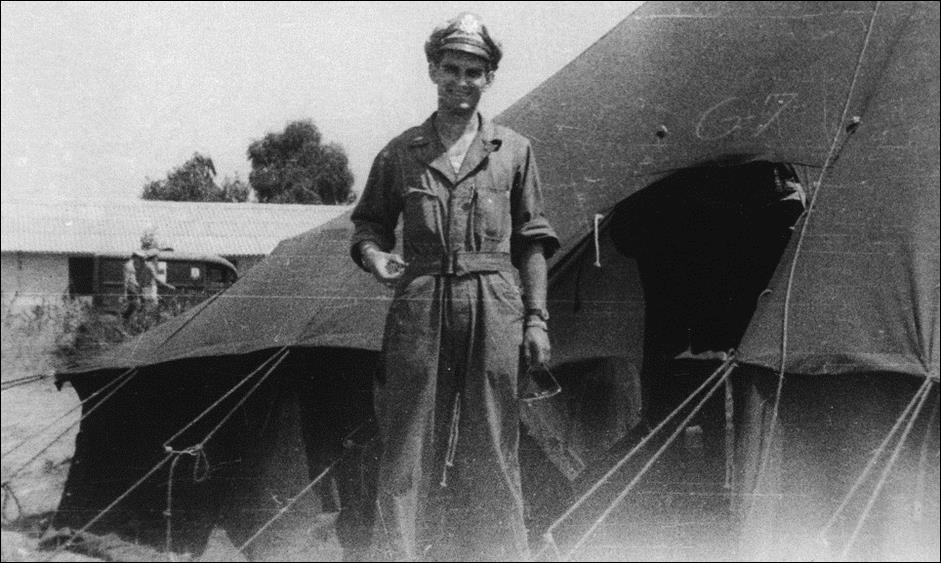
[{"x1": 2, "y1": 1, "x2": 642, "y2": 203}]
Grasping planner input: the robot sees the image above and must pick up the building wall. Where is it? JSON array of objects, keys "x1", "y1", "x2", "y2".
[
  {"x1": 0, "y1": 251, "x2": 268, "y2": 303},
  {"x1": 1, "y1": 252, "x2": 75, "y2": 378},
  {"x1": 1, "y1": 252, "x2": 70, "y2": 312}
]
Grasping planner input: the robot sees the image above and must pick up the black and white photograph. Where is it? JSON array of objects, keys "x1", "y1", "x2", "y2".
[{"x1": 2, "y1": 2, "x2": 938, "y2": 561}]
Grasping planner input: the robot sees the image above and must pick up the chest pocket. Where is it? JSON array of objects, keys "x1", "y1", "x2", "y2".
[
  {"x1": 403, "y1": 187, "x2": 442, "y2": 242},
  {"x1": 473, "y1": 185, "x2": 511, "y2": 246}
]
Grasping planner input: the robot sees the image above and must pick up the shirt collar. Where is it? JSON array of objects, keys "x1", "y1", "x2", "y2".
[
  {"x1": 408, "y1": 113, "x2": 502, "y2": 183},
  {"x1": 408, "y1": 112, "x2": 502, "y2": 150}
]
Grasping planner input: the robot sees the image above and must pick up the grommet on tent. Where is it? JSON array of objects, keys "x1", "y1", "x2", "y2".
[{"x1": 846, "y1": 115, "x2": 862, "y2": 133}]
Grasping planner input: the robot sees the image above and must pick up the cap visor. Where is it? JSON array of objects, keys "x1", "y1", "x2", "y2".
[{"x1": 440, "y1": 42, "x2": 490, "y2": 62}]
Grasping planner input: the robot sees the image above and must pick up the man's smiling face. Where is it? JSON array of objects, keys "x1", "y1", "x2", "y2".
[{"x1": 430, "y1": 50, "x2": 493, "y2": 116}]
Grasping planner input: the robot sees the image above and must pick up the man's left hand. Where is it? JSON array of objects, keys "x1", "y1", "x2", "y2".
[{"x1": 523, "y1": 326, "x2": 551, "y2": 367}]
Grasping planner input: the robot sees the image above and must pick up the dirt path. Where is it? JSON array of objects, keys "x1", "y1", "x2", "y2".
[
  {"x1": 2, "y1": 382, "x2": 79, "y2": 523},
  {"x1": 1, "y1": 379, "x2": 85, "y2": 560}
]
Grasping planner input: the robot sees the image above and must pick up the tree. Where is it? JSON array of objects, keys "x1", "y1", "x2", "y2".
[
  {"x1": 247, "y1": 120, "x2": 355, "y2": 204},
  {"x1": 220, "y1": 173, "x2": 252, "y2": 203},
  {"x1": 141, "y1": 153, "x2": 250, "y2": 203}
]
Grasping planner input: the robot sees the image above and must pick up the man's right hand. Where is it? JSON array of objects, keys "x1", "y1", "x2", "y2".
[{"x1": 361, "y1": 243, "x2": 406, "y2": 287}]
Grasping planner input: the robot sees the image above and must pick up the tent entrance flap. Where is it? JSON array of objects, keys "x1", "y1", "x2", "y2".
[{"x1": 609, "y1": 160, "x2": 806, "y2": 427}]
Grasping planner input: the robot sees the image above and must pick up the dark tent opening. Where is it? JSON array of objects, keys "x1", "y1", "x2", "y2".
[
  {"x1": 519, "y1": 161, "x2": 812, "y2": 558},
  {"x1": 608, "y1": 160, "x2": 806, "y2": 463}
]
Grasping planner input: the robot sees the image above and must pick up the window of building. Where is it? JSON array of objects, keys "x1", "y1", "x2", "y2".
[{"x1": 68, "y1": 257, "x2": 95, "y2": 296}]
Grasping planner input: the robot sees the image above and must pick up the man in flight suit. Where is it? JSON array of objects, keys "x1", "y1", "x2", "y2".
[{"x1": 350, "y1": 13, "x2": 559, "y2": 561}]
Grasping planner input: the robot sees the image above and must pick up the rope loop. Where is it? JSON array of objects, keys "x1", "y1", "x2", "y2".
[
  {"x1": 1, "y1": 481, "x2": 23, "y2": 525},
  {"x1": 192, "y1": 448, "x2": 211, "y2": 483},
  {"x1": 164, "y1": 444, "x2": 211, "y2": 483},
  {"x1": 163, "y1": 445, "x2": 209, "y2": 554}
]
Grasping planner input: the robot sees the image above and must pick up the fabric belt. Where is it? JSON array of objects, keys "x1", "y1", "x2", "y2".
[{"x1": 405, "y1": 251, "x2": 514, "y2": 277}]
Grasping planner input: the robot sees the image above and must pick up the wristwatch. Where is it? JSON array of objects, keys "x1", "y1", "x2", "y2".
[
  {"x1": 524, "y1": 318, "x2": 549, "y2": 332},
  {"x1": 525, "y1": 307, "x2": 550, "y2": 322}
]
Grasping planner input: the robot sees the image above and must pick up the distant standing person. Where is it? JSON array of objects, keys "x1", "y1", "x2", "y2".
[
  {"x1": 134, "y1": 249, "x2": 175, "y2": 327},
  {"x1": 350, "y1": 13, "x2": 559, "y2": 561},
  {"x1": 122, "y1": 254, "x2": 141, "y2": 323}
]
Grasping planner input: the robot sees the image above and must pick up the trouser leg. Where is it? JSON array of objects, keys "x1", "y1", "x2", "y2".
[{"x1": 434, "y1": 275, "x2": 528, "y2": 561}]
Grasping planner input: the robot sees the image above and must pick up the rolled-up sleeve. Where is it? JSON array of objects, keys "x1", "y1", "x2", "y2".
[
  {"x1": 350, "y1": 146, "x2": 401, "y2": 270},
  {"x1": 511, "y1": 141, "x2": 560, "y2": 260}
]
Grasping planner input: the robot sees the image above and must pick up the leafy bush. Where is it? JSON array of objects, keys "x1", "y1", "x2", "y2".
[
  {"x1": 2, "y1": 293, "x2": 194, "y2": 376},
  {"x1": 2, "y1": 296, "x2": 93, "y2": 378}
]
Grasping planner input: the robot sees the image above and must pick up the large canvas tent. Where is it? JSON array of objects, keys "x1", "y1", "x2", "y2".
[{"x1": 40, "y1": 1, "x2": 938, "y2": 559}]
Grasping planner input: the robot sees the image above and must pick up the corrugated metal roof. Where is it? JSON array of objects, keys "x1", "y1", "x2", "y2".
[{"x1": 0, "y1": 199, "x2": 350, "y2": 257}]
